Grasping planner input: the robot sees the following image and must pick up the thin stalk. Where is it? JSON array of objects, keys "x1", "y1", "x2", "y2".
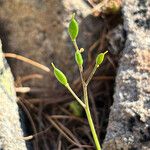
[
  {"x1": 66, "y1": 84, "x2": 86, "y2": 108},
  {"x1": 72, "y1": 40, "x2": 78, "y2": 52},
  {"x1": 83, "y1": 84, "x2": 101, "y2": 150},
  {"x1": 86, "y1": 65, "x2": 97, "y2": 85},
  {"x1": 79, "y1": 66, "x2": 84, "y2": 83},
  {"x1": 73, "y1": 40, "x2": 101, "y2": 149}
]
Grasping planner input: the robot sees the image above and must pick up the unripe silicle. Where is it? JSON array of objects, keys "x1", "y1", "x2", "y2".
[
  {"x1": 96, "y1": 51, "x2": 108, "y2": 67},
  {"x1": 68, "y1": 13, "x2": 79, "y2": 41},
  {"x1": 75, "y1": 51, "x2": 83, "y2": 66},
  {"x1": 51, "y1": 63, "x2": 68, "y2": 86}
]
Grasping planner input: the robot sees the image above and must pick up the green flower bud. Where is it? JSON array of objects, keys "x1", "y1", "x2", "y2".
[
  {"x1": 96, "y1": 51, "x2": 108, "y2": 67},
  {"x1": 68, "y1": 13, "x2": 79, "y2": 41},
  {"x1": 51, "y1": 63, "x2": 68, "y2": 86},
  {"x1": 75, "y1": 51, "x2": 83, "y2": 66}
]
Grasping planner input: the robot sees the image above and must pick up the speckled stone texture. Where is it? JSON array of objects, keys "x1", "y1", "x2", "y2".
[
  {"x1": 103, "y1": 0, "x2": 150, "y2": 150},
  {"x1": 0, "y1": 40, "x2": 27, "y2": 150}
]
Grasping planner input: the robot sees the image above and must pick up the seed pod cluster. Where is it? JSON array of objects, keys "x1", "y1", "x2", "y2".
[
  {"x1": 75, "y1": 51, "x2": 83, "y2": 66},
  {"x1": 68, "y1": 13, "x2": 79, "y2": 41},
  {"x1": 96, "y1": 51, "x2": 108, "y2": 67},
  {"x1": 51, "y1": 63, "x2": 68, "y2": 86}
]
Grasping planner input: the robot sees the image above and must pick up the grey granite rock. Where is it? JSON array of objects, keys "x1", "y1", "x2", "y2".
[
  {"x1": 107, "y1": 25, "x2": 125, "y2": 55},
  {"x1": 103, "y1": 0, "x2": 150, "y2": 149},
  {"x1": 0, "y1": 40, "x2": 27, "y2": 150}
]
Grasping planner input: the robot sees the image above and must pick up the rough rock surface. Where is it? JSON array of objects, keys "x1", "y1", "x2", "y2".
[
  {"x1": 107, "y1": 25, "x2": 125, "y2": 55},
  {"x1": 0, "y1": 40, "x2": 27, "y2": 150},
  {"x1": 103, "y1": 0, "x2": 150, "y2": 149}
]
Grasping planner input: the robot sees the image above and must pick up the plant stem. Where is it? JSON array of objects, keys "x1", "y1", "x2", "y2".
[
  {"x1": 83, "y1": 84, "x2": 101, "y2": 150},
  {"x1": 66, "y1": 84, "x2": 86, "y2": 108},
  {"x1": 73, "y1": 39, "x2": 101, "y2": 149},
  {"x1": 72, "y1": 40, "x2": 78, "y2": 52},
  {"x1": 86, "y1": 65, "x2": 97, "y2": 85}
]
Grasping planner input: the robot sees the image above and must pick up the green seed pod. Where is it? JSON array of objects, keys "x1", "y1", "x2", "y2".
[
  {"x1": 75, "y1": 51, "x2": 83, "y2": 66},
  {"x1": 96, "y1": 51, "x2": 108, "y2": 67},
  {"x1": 68, "y1": 13, "x2": 79, "y2": 41},
  {"x1": 51, "y1": 63, "x2": 68, "y2": 86}
]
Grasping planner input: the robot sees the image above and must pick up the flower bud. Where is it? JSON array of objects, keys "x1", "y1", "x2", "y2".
[
  {"x1": 79, "y1": 48, "x2": 84, "y2": 53},
  {"x1": 96, "y1": 51, "x2": 108, "y2": 67},
  {"x1": 68, "y1": 13, "x2": 79, "y2": 41},
  {"x1": 75, "y1": 51, "x2": 83, "y2": 66},
  {"x1": 51, "y1": 63, "x2": 68, "y2": 86}
]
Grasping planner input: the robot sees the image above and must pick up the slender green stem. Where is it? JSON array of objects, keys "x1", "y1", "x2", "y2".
[
  {"x1": 72, "y1": 39, "x2": 101, "y2": 149},
  {"x1": 83, "y1": 84, "x2": 101, "y2": 150},
  {"x1": 66, "y1": 84, "x2": 86, "y2": 108},
  {"x1": 79, "y1": 66, "x2": 84, "y2": 83},
  {"x1": 72, "y1": 40, "x2": 78, "y2": 52},
  {"x1": 86, "y1": 65, "x2": 97, "y2": 85}
]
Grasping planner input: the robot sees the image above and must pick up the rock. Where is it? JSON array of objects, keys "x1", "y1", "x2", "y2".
[
  {"x1": 0, "y1": 40, "x2": 27, "y2": 150},
  {"x1": 103, "y1": 0, "x2": 150, "y2": 149},
  {"x1": 106, "y1": 25, "x2": 125, "y2": 55}
]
